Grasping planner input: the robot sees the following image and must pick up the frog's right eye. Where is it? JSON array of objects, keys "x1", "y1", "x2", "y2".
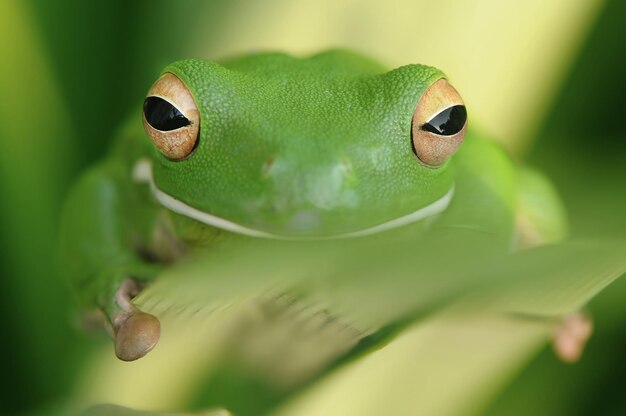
[
  {"x1": 143, "y1": 73, "x2": 200, "y2": 160},
  {"x1": 411, "y1": 79, "x2": 467, "y2": 167}
]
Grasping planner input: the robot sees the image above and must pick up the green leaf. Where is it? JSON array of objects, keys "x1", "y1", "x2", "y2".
[
  {"x1": 72, "y1": 238, "x2": 625, "y2": 414},
  {"x1": 272, "y1": 309, "x2": 552, "y2": 416}
]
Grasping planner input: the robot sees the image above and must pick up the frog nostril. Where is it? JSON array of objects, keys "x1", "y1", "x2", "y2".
[
  {"x1": 341, "y1": 158, "x2": 355, "y2": 180},
  {"x1": 262, "y1": 156, "x2": 275, "y2": 177}
]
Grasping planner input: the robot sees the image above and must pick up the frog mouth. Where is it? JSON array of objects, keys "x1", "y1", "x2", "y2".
[{"x1": 133, "y1": 158, "x2": 454, "y2": 240}]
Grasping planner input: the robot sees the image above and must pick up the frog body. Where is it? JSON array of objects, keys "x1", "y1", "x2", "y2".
[{"x1": 60, "y1": 50, "x2": 566, "y2": 361}]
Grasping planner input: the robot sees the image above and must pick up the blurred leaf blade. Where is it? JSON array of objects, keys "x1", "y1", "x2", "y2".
[
  {"x1": 74, "y1": 237, "x2": 625, "y2": 412},
  {"x1": 136, "y1": 239, "x2": 626, "y2": 334},
  {"x1": 483, "y1": 242, "x2": 626, "y2": 316},
  {"x1": 273, "y1": 309, "x2": 552, "y2": 416},
  {"x1": 0, "y1": 0, "x2": 79, "y2": 410}
]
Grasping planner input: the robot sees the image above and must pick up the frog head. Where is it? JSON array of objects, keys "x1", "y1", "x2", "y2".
[{"x1": 138, "y1": 50, "x2": 467, "y2": 239}]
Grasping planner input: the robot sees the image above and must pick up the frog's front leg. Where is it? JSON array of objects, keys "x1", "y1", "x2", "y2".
[
  {"x1": 61, "y1": 159, "x2": 177, "y2": 361},
  {"x1": 515, "y1": 167, "x2": 594, "y2": 362},
  {"x1": 514, "y1": 167, "x2": 567, "y2": 250},
  {"x1": 107, "y1": 277, "x2": 160, "y2": 361}
]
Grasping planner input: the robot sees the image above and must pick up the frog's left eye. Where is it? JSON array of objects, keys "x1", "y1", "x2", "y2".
[
  {"x1": 143, "y1": 73, "x2": 200, "y2": 160},
  {"x1": 411, "y1": 79, "x2": 467, "y2": 167}
]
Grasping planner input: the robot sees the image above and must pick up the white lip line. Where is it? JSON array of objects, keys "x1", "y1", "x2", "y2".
[{"x1": 133, "y1": 158, "x2": 454, "y2": 240}]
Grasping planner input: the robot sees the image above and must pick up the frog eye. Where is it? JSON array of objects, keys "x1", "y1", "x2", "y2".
[
  {"x1": 411, "y1": 79, "x2": 467, "y2": 167},
  {"x1": 143, "y1": 73, "x2": 200, "y2": 160}
]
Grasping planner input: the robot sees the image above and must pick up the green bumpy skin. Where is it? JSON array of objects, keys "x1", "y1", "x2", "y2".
[
  {"x1": 60, "y1": 49, "x2": 566, "y2": 358},
  {"x1": 155, "y1": 52, "x2": 450, "y2": 236}
]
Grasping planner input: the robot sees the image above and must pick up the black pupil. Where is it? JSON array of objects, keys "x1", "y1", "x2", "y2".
[
  {"x1": 421, "y1": 105, "x2": 467, "y2": 136},
  {"x1": 143, "y1": 96, "x2": 190, "y2": 131}
]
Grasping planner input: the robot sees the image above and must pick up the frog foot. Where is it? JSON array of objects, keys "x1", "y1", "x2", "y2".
[
  {"x1": 551, "y1": 311, "x2": 593, "y2": 363},
  {"x1": 112, "y1": 279, "x2": 161, "y2": 361}
]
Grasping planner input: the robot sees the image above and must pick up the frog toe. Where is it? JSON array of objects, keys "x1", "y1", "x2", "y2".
[
  {"x1": 114, "y1": 308, "x2": 161, "y2": 361},
  {"x1": 552, "y1": 311, "x2": 593, "y2": 363},
  {"x1": 110, "y1": 278, "x2": 161, "y2": 361}
]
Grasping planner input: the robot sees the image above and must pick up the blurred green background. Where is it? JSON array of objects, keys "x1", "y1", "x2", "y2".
[{"x1": 0, "y1": 0, "x2": 624, "y2": 414}]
